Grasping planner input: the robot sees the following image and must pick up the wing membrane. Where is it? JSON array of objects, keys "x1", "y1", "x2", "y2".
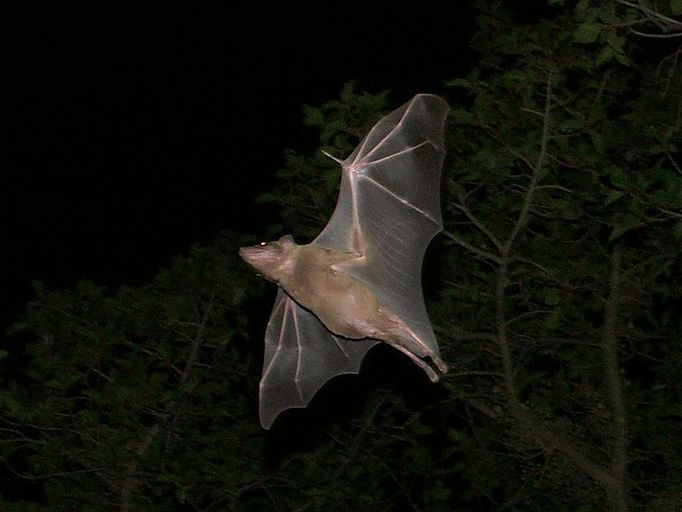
[
  {"x1": 314, "y1": 94, "x2": 449, "y2": 355},
  {"x1": 259, "y1": 94, "x2": 449, "y2": 428},
  {"x1": 259, "y1": 289, "x2": 378, "y2": 429}
]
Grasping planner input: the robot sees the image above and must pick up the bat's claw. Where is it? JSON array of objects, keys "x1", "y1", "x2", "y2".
[
  {"x1": 389, "y1": 343, "x2": 445, "y2": 383},
  {"x1": 424, "y1": 356, "x2": 447, "y2": 382},
  {"x1": 321, "y1": 150, "x2": 344, "y2": 165},
  {"x1": 433, "y1": 356, "x2": 448, "y2": 374},
  {"x1": 425, "y1": 366, "x2": 440, "y2": 383}
]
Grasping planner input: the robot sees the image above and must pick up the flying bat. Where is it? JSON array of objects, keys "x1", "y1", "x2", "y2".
[{"x1": 239, "y1": 94, "x2": 449, "y2": 429}]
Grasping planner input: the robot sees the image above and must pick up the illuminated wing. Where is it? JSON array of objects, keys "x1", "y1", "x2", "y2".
[
  {"x1": 314, "y1": 94, "x2": 449, "y2": 358},
  {"x1": 259, "y1": 289, "x2": 378, "y2": 429}
]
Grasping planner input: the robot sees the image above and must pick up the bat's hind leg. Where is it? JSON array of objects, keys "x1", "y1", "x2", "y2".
[
  {"x1": 389, "y1": 344, "x2": 440, "y2": 382},
  {"x1": 374, "y1": 308, "x2": 447, "y2": 382}
]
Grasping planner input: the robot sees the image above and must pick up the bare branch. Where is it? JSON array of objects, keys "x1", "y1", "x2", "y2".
[
  {"x1": 601, "y1": 245, "x2": 629, "y2": 511},
  {"x1": 453, "y1": 195, "x2": 504, "y2": 251},
  {"x1": 629, "y1": 28, "x2": 682, "y2": 38},
  {"x1": 494, "y1": 261, "x2": 519, "y2": 407},
  {"x1": 441, "y1": 229, "x2": 500, "y2": 262},
  {"x1": 506, "y1": 73, "x2": 553, "y2": 251},
  {"x1": 618, "y1": 0, "x2": 682, "y2": 30},
  {"x1": 667, "y1": 150, "x2": 682, "y2": 175},
  {"x1": 504, "y1": 309, "x2": 554, "y2": 327},
  {"x1": 481, "y1": 124, "x2": 537, "y2": 173},
  {"x1": 509, "y1": 256, "x2": 552, "y2": 275}
]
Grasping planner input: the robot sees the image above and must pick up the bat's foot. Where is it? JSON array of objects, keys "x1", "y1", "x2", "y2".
[
  {"x1": 432, "y1": 356, "x2": 448, "y2": 374},
  {"x1": 412, "y1": 355, "x2": 440, "y2": 383},
  {"x1": 389, "y1": 343, "x2": 445, "y2": 383},
  {"x1": 421, "y1": 355, "x2": 447, "y2": 382},
  {"x1": 424, "y1": 366, "x2": 439, "y2": 383},
  {"x1": 374, "y1": 310, "x2": 447, "y2": 382}
]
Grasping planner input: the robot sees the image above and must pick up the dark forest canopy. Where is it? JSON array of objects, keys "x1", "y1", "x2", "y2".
[{"x1": 2, "y1": 1, "x2": 682, "y2": 511}]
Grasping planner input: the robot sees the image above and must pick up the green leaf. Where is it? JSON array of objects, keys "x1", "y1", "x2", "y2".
[
  {"x1": 543, "y1": 313, "x2": 562, "y2": 330},
  {"x1": 574, "y1": 22, "x2": 601, "y2": 43},
  {"x1": 666, "y1": 403, "x2": 682, "y2": 417},
  {"x1": 446, "y1": 179, "x2": 465, "y2": 197},
  {"x1": 607, "y1": 165, "x2": 627, "y2": 188},
  {"x1": 596, "y1": 46, "x2": 615, "y2": 66},
  {"x1": 451, "y1": 108, "x2": 473, "y2": 124},
  {"x1": 673, "y1": 221, "x2": 682, "y2": 241},
  {"x1": 302, "y1": 105, "x2": 324, "y2": 126},
  {"x1": 608, "y1": 217, "x2": 640, "y2": 242},
  {"x1": 614, "y1": 49, "x2": 630, "y2": 66},
  {"x1": 605, "y1": 190, "x2": 625, "y2": 205},
  {"x1": 672, "y1": 0, "x2": 682, "y2": 16},
  {"x1": 447, "y1": 429, "x2": 467, "y2": 443},
  {"x1": 576, "y1": 0, "x2": 591, "y2": 13},
  {"x1": 541, "y1": 288, "x2": 561, "y2": 306},
  {"x1": 254, "y1": 192, "x2": 277, "y2": 204}
]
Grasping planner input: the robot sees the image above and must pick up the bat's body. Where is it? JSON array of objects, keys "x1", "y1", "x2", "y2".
[
  {"x1": 240, "y1": 236, "x2": 447, "y2": 383},
  {"x1": 240, "y1": 94, "x2": 450, "y2": 428}
]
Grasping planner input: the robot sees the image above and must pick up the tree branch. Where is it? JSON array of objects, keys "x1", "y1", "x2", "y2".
[
  {"x1": 482, "y1": 71, "x2": 626, "y2": 499},
  {"x1": 618, "y1": 0, "x2": 682, "y2": 30},
  {"x1": 441, "y1": 229, "x2": 500, "y2": 262},
  {"x1": 602, "y1": 244, "x2": 629, "y2": 511},
  {"x1": 505, "y1": 73, "x2": 553, "y2": 252},
  {"x1": 453, "y1": 194, "x2": 504, "y2": 252}
]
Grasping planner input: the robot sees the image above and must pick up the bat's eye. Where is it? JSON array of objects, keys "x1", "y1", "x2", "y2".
[{"x1": 260, "y1": 242, "x2": 267, "y2": 246}]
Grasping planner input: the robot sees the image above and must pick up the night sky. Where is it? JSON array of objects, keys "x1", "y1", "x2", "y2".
[{"x1": 1, "y1": 3, "x2": 475, "y2": 340}]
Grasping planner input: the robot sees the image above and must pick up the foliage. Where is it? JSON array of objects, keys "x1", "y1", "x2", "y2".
[
  {"x1": 439, "y1": 1, "x2": 682, "y2": 510},
  {"x1": 0, "y1": 236, "x2": 270, "y2": 511},
  {"x1": 257, "y1": 81, "x2": 391, "y2": 242},
  {"x1": 2, "y1": 1, "x2": 682, "y2": 511}
]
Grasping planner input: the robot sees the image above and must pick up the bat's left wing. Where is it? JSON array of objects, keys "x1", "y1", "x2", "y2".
[
  {"x1": 314, "y1": 94, "x2": 449, "y2": 366},
  {"x1": 259, "y1": 289, "x2": 378, "y2": 429}
]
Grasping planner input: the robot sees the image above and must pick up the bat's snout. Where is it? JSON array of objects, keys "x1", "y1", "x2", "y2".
[
  {"x1": 239, "y1": 243, "x2": 285, "y2": 283},
  {"x1": 238, "y1": 246, "x2": 261, "y2": 267},
  {"x1": 238, "y1": 246, "x2": 249, "y2": 261}
]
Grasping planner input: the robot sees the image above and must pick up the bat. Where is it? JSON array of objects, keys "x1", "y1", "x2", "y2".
[{"x1": 239, "y1": 94, "x2": 449, "y2": 429}]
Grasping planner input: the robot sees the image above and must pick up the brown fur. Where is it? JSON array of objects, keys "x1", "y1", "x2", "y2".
[{"x1": 240, "y1": 235, "x2": 446, "y2": 381}]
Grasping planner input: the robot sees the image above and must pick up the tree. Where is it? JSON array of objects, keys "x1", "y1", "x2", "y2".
[
  {"x1": 0, "y1": 238, "x2": 268, "y2": 511},
  {"x1": 438, "y1": 2, "x2": 682, "y2": 509}
]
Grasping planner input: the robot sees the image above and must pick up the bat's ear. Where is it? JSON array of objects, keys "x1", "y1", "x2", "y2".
[{"x1": 278, "y1": 234, "x2": 296, "y2": 247}]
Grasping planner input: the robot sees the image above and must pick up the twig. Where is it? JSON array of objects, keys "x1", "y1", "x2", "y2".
[
  {"x1": 667, "y1": 150, "x2": 682, "y2": 175},
  {"x1": 481, "y1": 125, "x2": 537, "y2": 173},
  {"x1": 373, "y1": 455, "x2": 422, "y2": 512},
  {"x1": 453, "y1": 195, "x2": 503, "y2": 251},
  {"x1": 629, "y1": 28, "x2": 682, "y2": 38},
  {"x1": 504, "y1": 310, "x2": 554, "y2": 327},
  {"x1": 441, "y1": 229, "x2": 500, "y2": 262},
  {"x1": 618, "y1": 0, "x2": 682, "y2": 30}
]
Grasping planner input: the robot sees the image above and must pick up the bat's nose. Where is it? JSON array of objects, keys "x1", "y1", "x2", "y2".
[
  {"x1": 239, "y1": 246, "x2": 261, "y2": 267},
  {"x1": 238, "y1": 246, "x2": 251, "y2": 263}
]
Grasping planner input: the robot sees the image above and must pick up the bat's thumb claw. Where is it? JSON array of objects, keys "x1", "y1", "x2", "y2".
[{"x1": 321, "y1": 150, "x2": 344, "y2": 165}]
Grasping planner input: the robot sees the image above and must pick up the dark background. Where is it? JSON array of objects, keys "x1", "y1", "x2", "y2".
[{"x1": 1, "y1": 3, "x2": 475, "y2": 340}]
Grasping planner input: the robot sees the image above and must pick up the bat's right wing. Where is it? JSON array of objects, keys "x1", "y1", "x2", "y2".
[{"x1": 259, "y1": 289, "x2": 378, "y2": 429}]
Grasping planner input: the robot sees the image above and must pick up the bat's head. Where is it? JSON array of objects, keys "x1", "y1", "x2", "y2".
[{"x1": 239, "y1": 235, "x2": 297, "y2": 283}]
